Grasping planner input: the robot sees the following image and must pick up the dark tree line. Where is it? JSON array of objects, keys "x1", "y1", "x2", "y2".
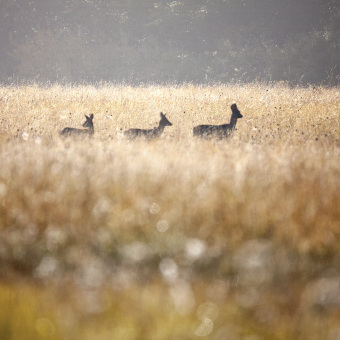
[{"x1": 0, "y1": 0, "x2": 339, "y2": 85}]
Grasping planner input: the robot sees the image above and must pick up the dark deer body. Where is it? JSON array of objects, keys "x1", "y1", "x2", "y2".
[
  {"x1": 124, "y1": 112, "x2": 172, "y2": 140},
  {"x1": 193, "y1": 103, "x2": 242, "y2": 139},
  {"x1": 59, "y1": 114, "x2": 94, "y2": 137}
]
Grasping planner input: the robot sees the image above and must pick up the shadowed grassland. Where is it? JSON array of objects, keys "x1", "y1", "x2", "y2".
[{"x1": 0, "y1": 83, "x2": 340, "y2": 339}]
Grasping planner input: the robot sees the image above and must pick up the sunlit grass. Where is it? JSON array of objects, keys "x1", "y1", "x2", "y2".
[{"x1": 0, "y1": 83, "x2": 339, "y2": 339}]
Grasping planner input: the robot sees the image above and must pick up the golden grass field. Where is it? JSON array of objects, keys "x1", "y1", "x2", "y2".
[{"x1": 0, "y1": 83, "x2": 340, "y2": 339}]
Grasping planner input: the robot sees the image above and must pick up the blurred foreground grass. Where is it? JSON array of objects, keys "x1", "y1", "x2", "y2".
[{"x1": 0, "y1": 83, "x2": 340, "y2": 339}]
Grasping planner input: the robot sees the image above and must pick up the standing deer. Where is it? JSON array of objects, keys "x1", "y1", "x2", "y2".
[
  {"x1": 193, "y1": 103, "x2": 242, "y2": 139},
  {"x1": 59, "y1": 114, "x2": 94, "y2": 137},
  {"x1": 124, "y1": 112, "x2": 172, "y2": 140}
]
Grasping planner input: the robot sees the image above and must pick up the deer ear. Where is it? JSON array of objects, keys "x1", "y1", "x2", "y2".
[
  {"x1": 160, "y1": 112, "x2": 164, "y2": 117},
  {"x1": 90, "y1": 114, "x2": 94, "y2": 119},
  {"x1": 84, "y1": 114, "x2": 88, "y2": 119}
]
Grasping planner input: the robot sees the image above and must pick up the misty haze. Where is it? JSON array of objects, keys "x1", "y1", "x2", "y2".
[{"x1": 0, "y1": 0, "x2": 339, "y2": 85}]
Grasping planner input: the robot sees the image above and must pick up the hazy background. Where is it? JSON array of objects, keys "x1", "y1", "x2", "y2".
[{"x1": 0, "y1": 0, "x2": 339, "y2": 85}]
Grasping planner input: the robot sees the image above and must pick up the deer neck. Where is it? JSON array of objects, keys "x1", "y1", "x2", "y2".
[
  {"x1": 88, "y1": 125, "x2": 94, "y2": 134},
  {"x1": 229, "y1": 114, "x2": 239, "y2": 128},
  {"x1": 155, "y1": 122, "x2": 165, "y2": 135}
]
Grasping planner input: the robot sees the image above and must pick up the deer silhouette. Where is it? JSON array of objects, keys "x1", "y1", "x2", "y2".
[
  {"x1": 193, "y1": 103, "x2": 242, "y2": 139},
  {"x1": 59, "y1": 114, "x2": 94, "y2": 137},
  {"x1": 124, "y1": 112, "x2": 172, "y2": 140}
]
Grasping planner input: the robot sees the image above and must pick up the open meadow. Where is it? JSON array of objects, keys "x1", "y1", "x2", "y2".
[{"x1": 0, "y1": 83, "x2": 340, "y2": 339}]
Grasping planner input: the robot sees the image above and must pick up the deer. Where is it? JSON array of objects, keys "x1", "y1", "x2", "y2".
[
  {"x1": 123, "y1": 112, "x2": 172, "y2": 140},
  {"x1": 59, "y1": 114, "x2": 94, "y2": 137},
  {"x1": 193, "y1": 103, "x2": 242, "y2": 139}
]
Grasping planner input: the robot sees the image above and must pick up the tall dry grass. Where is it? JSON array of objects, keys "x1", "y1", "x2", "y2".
[{"x1": 0, "y1": 83, "x2": 340, "y2": 340}]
